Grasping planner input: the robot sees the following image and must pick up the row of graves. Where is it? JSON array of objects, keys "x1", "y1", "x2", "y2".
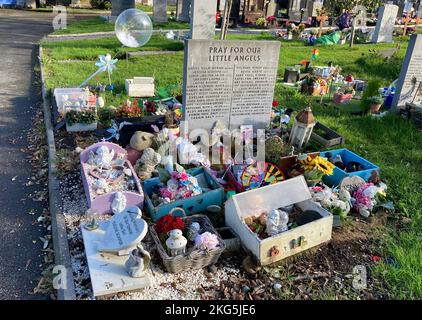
[{"x1": 48, "y1": 8, "x2": 418, "y2": 299}]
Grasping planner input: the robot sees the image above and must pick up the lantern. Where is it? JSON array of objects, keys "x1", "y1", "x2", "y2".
[
  {"x1": 289, "y1": 106, "x2": 316, "y2": 150},
  {"x1": 165, "y1": 229, "x2": 187, "y2": 257}
]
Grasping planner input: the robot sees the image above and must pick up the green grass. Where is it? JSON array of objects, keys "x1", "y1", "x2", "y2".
[
  {"x1": 41, "y1": 34, "x2": 422, "y2": 299},
  {"x1": 52, "y1": 16, "x2": 190, "y2": 35}
]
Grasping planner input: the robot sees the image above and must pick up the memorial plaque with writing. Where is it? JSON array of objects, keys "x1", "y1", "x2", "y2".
[
  {"x1": 371, "y1": 4, "x2": 398, "y2": 43},
  {"x1": 392, "y1": 34, "x2": 422, "y2": 112},
  {"x1": 97, "y1": 206, "x2": 147, "y2": 254},
  {"x1": 182, "y1": 40, "x2": 281, "y2": 132}
]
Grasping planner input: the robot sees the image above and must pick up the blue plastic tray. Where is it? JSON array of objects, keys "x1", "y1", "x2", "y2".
[
  {"x1": 320, "y1": 148, "x2": 380, "y2": 187},
  {"x1": 143, "y1": 167, "x2": 225, "y2": 222}
]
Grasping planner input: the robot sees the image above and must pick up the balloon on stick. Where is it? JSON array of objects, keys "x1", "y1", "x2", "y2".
[{"x1": 115, "y1": 9, "x2": 153, "y2": 48}]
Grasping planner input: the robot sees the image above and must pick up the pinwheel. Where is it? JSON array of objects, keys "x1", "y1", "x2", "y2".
[{"x1": 79, "y1": 53, "x2": 118, "y2": 89}]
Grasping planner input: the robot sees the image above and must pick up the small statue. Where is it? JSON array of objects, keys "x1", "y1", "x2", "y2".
[
  {"x1": 266, "y1": 209, "x2": 289, "y2": 237},
  {"x1": 135, "y1": 148, "x2": 162, "y2": 180},
  {"x1": 125, "y1": 244, "x2": 151, "y2": 278},
  {"x1": 111, "y1": 192, "x2": 127, "y2": 214},
  {"x1": 92, "y1": 178, "x2": 109, "y2": 195},
  {"x1": 187, "y1": 222, "x2": 201, "y2": 242},
  {"x1": 94, "y1": 146, "x2": 115, "y2": 169}
]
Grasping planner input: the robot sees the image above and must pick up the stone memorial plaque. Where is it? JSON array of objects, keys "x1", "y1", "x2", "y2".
[
  {"x1": 182, "y1": 40, "x2": 281, "y2": 132},
  {"x1": 97, "y1": 206, "x2": 147, "y2": 255},
  {"x1": 392, "y1": 34, "x2": 422, "y2": 112},
  {"x1": 371, "y1": 4, "x2": 398, "y2": 43},
  {"x1": 81, "y1": 221, "x2": 151, "y2": 297}
]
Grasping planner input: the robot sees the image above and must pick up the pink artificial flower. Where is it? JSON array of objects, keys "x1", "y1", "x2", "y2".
[
  {"x1": 181, "y1": 190, "x2": 192, "y2": 199},
  {"x1": 194, "y1": 232, "x2": 219, "y2": 251},
  {"x1": 178, "y1": 172, "x2": 189, "y2": 181},
  {"x1": 160, "y1": 187, "x2": 174, "y2": 200}
]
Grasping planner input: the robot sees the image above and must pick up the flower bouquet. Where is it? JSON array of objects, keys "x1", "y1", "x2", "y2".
[{"x1": 299, "y1": 155, "x2": 335, "y2": 186}]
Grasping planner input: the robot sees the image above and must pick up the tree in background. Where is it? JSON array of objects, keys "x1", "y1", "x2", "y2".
[{"x1": 324, "y1": 0, "x2": 382, "y2": 22}]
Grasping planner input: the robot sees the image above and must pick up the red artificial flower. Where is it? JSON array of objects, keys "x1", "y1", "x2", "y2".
[
  {"x1": 272, "y1": 100, "x2": 279, "y2": 107},
  {"x1": 155, "y1": 213, "x2": 185, "y2": 235}
]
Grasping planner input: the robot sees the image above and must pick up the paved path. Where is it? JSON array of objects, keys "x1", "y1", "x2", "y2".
[{"x1": 0, "y1": 9, "x2": 91, "y2": 300}]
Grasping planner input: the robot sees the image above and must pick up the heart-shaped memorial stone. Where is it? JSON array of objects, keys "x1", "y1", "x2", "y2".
[{"x1": 97, "y1": 206, "x2": 147, "y2": 255}]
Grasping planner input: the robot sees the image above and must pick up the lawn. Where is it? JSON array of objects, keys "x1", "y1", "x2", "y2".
[
  {"x1": 51, "y1": 16, "x2": 190, "y2": 35},
  {"x1": 41, "y1": 34, "x2": 422, "y2": 299}
]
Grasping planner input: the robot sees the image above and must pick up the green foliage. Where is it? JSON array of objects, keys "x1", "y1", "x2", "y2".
[
  {"x1": 324, "y1": 0, "x2": 382, "y2": 19},
  {"x1": 90, "y1": 0, "x2": 111, "y2": 10},
  {"x1": 256, "y1": 17, "x2": 266, "y2": 27},
  {"x1": 65, "y1": 109, "x2": 97, "y2": 126},
  {"x1": 367, "y1": 95, "x2": 384, "y2": 105},
  {"x1": 97, "y1": 106, "x2": 115, "y2": 127},
  {"x1": 360, "y1": 79, "x2": 382, "y2": 113}
]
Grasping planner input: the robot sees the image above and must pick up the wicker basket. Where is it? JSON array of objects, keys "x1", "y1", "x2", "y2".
[{"x1": 150, "y1": 208, "x2": 226, "y2": 273}]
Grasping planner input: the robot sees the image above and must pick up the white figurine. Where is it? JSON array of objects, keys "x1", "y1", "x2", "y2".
[
  {"x1": 187, "y1": 222, "x2": 201, "y2": 242},
  {"x1": 94, "y1": 146, "x2": 115, "y2": 169},
  {"x1": 266, "y1": 209, "x2": 289, "y2": 237},
  {"x1": 92, "y1": 178, "x2": 109, "y2": 195},
  {"x1": 125, "y1": 244, "x2": 151, "y2": 278},
  {"x1": 111, "y1": 192, "x2": 127, "y2": 214}
]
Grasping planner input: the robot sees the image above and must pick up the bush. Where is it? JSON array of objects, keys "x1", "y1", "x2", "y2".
[{"x1": 90, "y1": 0, "x2": 112, "y2": 10}]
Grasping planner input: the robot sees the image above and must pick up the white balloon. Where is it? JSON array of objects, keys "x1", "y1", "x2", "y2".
[{"x1": 115, "y1": 9, "x2": 153, "y2": 48}]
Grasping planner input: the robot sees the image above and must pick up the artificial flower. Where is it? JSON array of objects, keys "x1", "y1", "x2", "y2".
[{"x1": 194, "y1": 232, "x2": 219, "y2": 251}]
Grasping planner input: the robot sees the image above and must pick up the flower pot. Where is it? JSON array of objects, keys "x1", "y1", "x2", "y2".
[
  {"x1": 370, "y1": 103, "x2": 382, "y2": 114},
  {"x1": 66, "y1": 122, "x2": 97, "y2": 132},
  {"x1": 333, "y1": 215, "x2": 342, "y2": 228},
  {"x1": 333, "y1": 93, "x2": 353, "y2": 104}
]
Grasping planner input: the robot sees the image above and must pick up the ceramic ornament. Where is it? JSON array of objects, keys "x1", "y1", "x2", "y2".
[
  {"x1": 266, "y1": 209, "x2": 289, "y2": 237},
  {"x1": 166, "y1": 229, "x2": 187, "y2": 257}
]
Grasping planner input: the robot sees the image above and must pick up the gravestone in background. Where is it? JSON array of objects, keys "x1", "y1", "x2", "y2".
[
  {"x1": 392, "y1": 34, "x2": 422, "y2": 112},
  {"x1": 371, "y1": 4, "x2": 398, "y2": 43},
  {"x1": 176, "y1": 0, "x2": 191, "y2": 22},
  {"x1": 111, "y1": 0, "x2": 135, "y2": 17},
  {"x1": 190, "y1": 0, "x2": 217, "y2": 40},
  {"x1": 182, "y1": 40, "x2": 280, "y2": 132},
  {"x1": 153, "y1": 0, "x2": 168, "y2": 23},
  {"x1": 353, "y1": 5, "x2": 367, "y2": 29}
]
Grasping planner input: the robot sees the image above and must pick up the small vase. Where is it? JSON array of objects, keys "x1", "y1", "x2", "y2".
[{"x1": 370, "y1": 103, "x2": 382, "y2": 114}]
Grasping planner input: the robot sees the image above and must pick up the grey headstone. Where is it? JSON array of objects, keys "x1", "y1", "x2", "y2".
[
  {"x1": 176, "y1": 0, "x2": 191, "y2": 22},
  {"x1": 153, "y1": 0, "x2": 168, "y2": 23},
  {"x1": 392, "y1": 34, "x2": 422, "y2": 112},
  {"x1": 190, "y1": 0, "x2": 217, "y2": 40},
  {"x1": 111, "y1": 0, "x2": 135, "y2": 17},
  {"x1": 371, "y1": 4, "x2": 398, "y2": 43},
  {"x1": 182, "y1": 40, "x2": 280, "y2": 132}
]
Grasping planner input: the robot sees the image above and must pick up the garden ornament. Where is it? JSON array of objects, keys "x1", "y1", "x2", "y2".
[
  {"x1": 130, "y1": 131, "x2": 154, "y2": 152},
  {"x1": 111, "y1": 192, "x2": 127, "y2": 214},
  {"x1": 135, "y1": 148, "x2": 162, "y2": 180},
  {"x1": 125, "y1": 244, "x2": 151, "y2": 278},
  {"x1": 187, "y1": 222, "x2": 201, "y2": 242}
]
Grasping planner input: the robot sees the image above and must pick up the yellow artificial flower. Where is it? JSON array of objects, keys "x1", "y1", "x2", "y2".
[
  {"x1": 314, "y1": 156, "x2": 334, "y2": 175},
  {"x1": 299, "y1": 155, "x2": 316, "y2": 171}
]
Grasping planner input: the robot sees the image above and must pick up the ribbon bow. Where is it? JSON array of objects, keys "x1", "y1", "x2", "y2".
[{"x1": 106, "y1": 120, "x2": 132, "y2": 141}]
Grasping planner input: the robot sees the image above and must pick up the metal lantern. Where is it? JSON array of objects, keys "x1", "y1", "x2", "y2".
[{"x1": 289, "y1": 106, "x2": 316, "y2": 150}]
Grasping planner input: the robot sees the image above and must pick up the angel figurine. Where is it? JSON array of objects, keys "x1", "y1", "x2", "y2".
[
  {"x1": 266, "y1": 209, "x2": 289, "y2": 237},
  {"x1": 125, "y1": 244, "x2": 151, "y2": 278}
]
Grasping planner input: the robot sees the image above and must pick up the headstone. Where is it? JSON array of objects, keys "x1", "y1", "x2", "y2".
[
  {"x1": 371, "y1": 4, "x2": 399, "y2": 43},
  {"x1": 266, "y1": 0, "x2": 278, "y2": 18},
  {"x1": 182, "y1": 40, "x2": 281, "y2": 132},
  {"x1": 190, "y1": 0, "x2": 217, "y2": 40},
  {"x1": 153, "y1": 0, "x2": 168, "y2": 23},
  {"x1": 176, "y1": 0, "x2": 191, "y2": 22},
  {"x1": 289, "y1": 0, "x2": 302, "y2": 21},
  {"x1": 96, "y1": 206, "x2": 148, "y2": 255},
  {"x1": 392, "y1": 34, "x2": 422, "y2": 112},
  {"x1": 308, "y1": 0, "x2": 323, "y2": 18},
  {"x1": 111, "y1": 0, "x2": 135, "y2": 17},
  {"x1": 81, "y1": 220, "x2": 151, "y2": 297}
]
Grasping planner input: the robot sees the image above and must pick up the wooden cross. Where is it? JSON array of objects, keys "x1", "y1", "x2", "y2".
[
  {"x1": 403, "y1": 14, "x2": 411, "y2": 36},
  {"x1": 316, "y1": 9, "x2": 328, "y2": 38}
]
